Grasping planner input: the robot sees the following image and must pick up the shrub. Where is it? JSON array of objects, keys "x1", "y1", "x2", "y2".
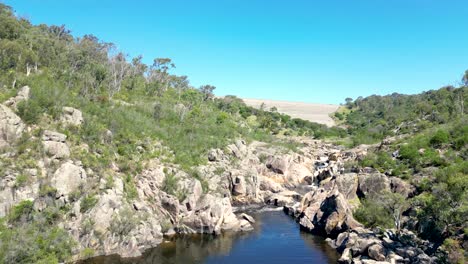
[
  {"x1": 39, "y1": 185, "x2": 57, "y2": 197},
  {"x1": 17, "y1": 100, "x2": 42, "y2": 124},
  {"x1": 80, "y1": 248, "x2": 96, "y2": 259},
  {"x1": 80, "y1": 195, "x2": 98, "y2": 213},
  {"x1": 354, "y1": 199, "x2": 393, "y2": 229},
  {"x1": 8, "y1": 200, "x2": 34, "y2": 223},
  {"x1": 162, "y1": 173, "x2": 178, "y2": 196},
  {"x1": 430, "y1": 129, "x2": 450, "y2": 148},
  {"x1": 14, "y1": 174, "x2": 28, "y2": 187},
  {"x1": 109, "y1": 207, "x2": 138, "y2": 237},
  {"x1": 442, "y1": 239, "x2": 465, "y2": 264},
  {"x1": 124, "y1": 174, "x2": 138, "y2": 201}
]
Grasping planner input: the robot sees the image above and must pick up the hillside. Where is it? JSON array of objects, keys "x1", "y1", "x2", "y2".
[{"x1": 242, "y1": 98, "x2": 339, "y2": 127}]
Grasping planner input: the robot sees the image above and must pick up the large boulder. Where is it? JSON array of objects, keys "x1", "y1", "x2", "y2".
[
  {"x1": 0, "y1": 179, "x2": 39, "y2": 217},
  {"x1": 368, "y1": 243, "x2": 386, "y2": 261},
  {"x1": 335, "y1": 173, "x2": 359, "y2": 201},
  {"x1": 208, "y1": 148, "x2": 227, "y2": 162},
  {"x1": 358, "y1": 173, "x2": 390, "y2": 197},
  {"x1": 389, "y1": 177, "x2": 413, "y2": 198},
  {"x1": 179, "y1": 178, "x2": 203, "y2": 211},
  {"x1": 266, "y1": 156, "x2": 291, "y2": 175},
  {"x1": 226, "y1": 139, "x2": 247, "y2": 158},
  {"x1": 0, "y1": 104, "x2": 25, "y2": 149},
  {"x1": 182, "y1": 194, "x2": 251, "y2": 234},
  {"x1": 51, "y1": 162, "x2": 87, "y2": 199},
  {"x1": 42, "y1": 130, "x2": 67, "y2": 142},
  {"x1": 42, "y1": 130, "x2": 70, "y2": 159},
  {"x1": 61, "y1": 107, "x2": 84, "y2": 126},
  {"x1": 299, "y1": 189, "x2": 362, "y2": 236},
  {"x1": 259, "y1": 176, "x2": 284, "y2": 193}
]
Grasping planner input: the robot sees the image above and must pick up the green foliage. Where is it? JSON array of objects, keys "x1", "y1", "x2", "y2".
[
  {"x1": 123, "y1": 174, "x2": 138, "y2": 201},
  {"x1": 342, "y1": 87, "x2": 467, "y2": 146},
  {"x1": 14, "y1": 173, "x2": 29, "y2": 187},
  {"x1": 39, "y1": 185, "x2": 57, "y2": 197},
  {"x1": 429, "y1": 129, "x2": 450, "y2": 148},
  {"x1": 354, "y1": 198, "x2": 393, "y2": 229},
  {"x1": 109, "y1": 207, "x2": 138, "y2": 237},
  {"x1": 414, "y1": 162, "x2": 468, "y2": 242},
  {"x1": 8, "y1": 200, "x2": 34, "y2": 223},
  {"x1": 162, "y1": 173, "x2": 179, "y2": 196},
  {"x1": 442, "y1": 238, "x2": 466, "y2": 264},
  {"x1": 80, "y1": 195, "x2": 98, "y2": 213},
  {"x1": 80, "y1": 248, "x2": 96, "y2": 259},
  {"x1": 0, "y1": 220, "x2": 75, "y2": 264},
  {"x1": 0, "y1": 197, "x2": 74, "y2": 263}
]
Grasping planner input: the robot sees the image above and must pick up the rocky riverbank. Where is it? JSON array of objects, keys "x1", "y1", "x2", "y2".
[{"x1": 0, "y1": 87, "x2": 440, "y2": 263}]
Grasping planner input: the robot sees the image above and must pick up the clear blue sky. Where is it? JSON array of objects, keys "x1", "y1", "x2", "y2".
[{"x1": 4, "y1": 0, "x2": 468, "y2": 104}]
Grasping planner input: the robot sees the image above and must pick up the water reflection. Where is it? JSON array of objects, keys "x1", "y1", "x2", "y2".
[{"x1": 80, "y1": 210, "x2": 338, "y2": 264}]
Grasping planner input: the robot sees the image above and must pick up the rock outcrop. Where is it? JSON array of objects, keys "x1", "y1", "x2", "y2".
[
  {"x1": 42, "y1": 130, "x2": 70, "y2": 159},
  {"x1": 61, "y1": 106, "x2": 84, "y2": 126},
  {"x1": 52, "y1": 162, "x2": 87, "y2": 200},
  {"x1": 4, "y1": 86, "x2": 30, "y2": 110},
  {"x1": 329, "y1": 228, "x2": 437, "y2": 264},
  {"x1": 0, "y1": 104, "x2": 25, "y2": 149}
]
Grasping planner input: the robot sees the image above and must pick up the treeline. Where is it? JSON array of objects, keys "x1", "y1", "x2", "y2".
[{"x1": 337, "y1": 86, "x2": 467, "y2": 145}]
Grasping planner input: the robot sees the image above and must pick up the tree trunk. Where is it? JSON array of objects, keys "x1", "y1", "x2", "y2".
[{"x1": 26, "y1": 63, "x2": 31, "y2": 76}]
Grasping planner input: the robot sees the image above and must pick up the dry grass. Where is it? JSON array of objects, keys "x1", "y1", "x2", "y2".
[{"x1": 242, "y1": 98, "x2": 339, "y2": 127}]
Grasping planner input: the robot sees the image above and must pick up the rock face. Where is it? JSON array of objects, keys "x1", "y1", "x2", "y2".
[
  {"x1": 42, "y1": 130, "x2": 70, "y2": 159},
  {"x1": 52, "y1": 162, "x2": 87, "y2": 199},
  {"x1": 61, "y1": 106, "x2": 84, "y2": 126},
  {"x1": 0, "y1": 178, "x2": 39, "y2": 217},
  {"x1": 298, "y1": 189, "x2": 362, "y2": 236},
  {"x1": 4, "y1": 86, "x2": 30, "y2": 110},
  {"x1": 335, "y1": 173, "x2": 359, "y2": 201},
  {"x1": 182, "y1": 194, "x2": 252, "y2": 234},
  {"x1": 358, "y1": 173, "x2": 390, "y2": 198},
  {"x1": 0, "y1": 104, "x2": 25, "y2": 149}
]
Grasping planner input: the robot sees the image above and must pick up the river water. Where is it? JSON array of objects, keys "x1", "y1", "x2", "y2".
[{"x1": 81, "y1": 209, "x2": 339, "y2": 264}]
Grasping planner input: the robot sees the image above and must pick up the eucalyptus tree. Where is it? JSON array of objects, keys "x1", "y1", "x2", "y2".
[{"x1": 199, "y1": 84, "x2": 216, "y2": 101}]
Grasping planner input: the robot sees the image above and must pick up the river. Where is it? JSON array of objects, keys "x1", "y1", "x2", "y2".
[{"x1": 80, "y1": 209, "x2": 339, "y2": 264}]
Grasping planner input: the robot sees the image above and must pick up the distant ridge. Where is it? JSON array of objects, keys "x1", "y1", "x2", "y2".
[{"x1": 242, "y1": 98, "x2": 339, "y2": 127}]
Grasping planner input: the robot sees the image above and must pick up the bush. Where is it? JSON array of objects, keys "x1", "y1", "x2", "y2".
[
  {"x1": 162, "y1": 173, "x2": 178, "y2": 196},
  {"x1": 124, "y1": 174, "x2": 138, "y2": 201},
  {"x1": 14, "y1": 174, "x2": 28, "y2": 187},
  {"x1": 17, "y1": 100, "x2": 42, "y2": 124},
  {"x1": 109, "y1": 207, "x2": 138, "y2": 237},
  {"x1": 354, "y1": 199, "x2": 393, "y2": 229},
  {"x1": 442, "y1": 239, "x2": 465, "y2": 264},
  {"x1": 9, "y1": 200, "x2": 34, "y2": 223},
  {"x1": 80, "y1": 195, "x2": 98, "y2": 213},
  {"x1": 0, "y1": 221, "x2": 75, "y2": 264},
  {"x1": 430, "y1": 129, "x2": 450, "y2": 148}
]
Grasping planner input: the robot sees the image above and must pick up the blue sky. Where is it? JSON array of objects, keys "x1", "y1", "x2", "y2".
[{"x1": 5, "y1": 0, "x2": 468, "y2": 104}]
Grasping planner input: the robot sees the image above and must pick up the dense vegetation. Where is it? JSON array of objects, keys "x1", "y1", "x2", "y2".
[
  {"x1": 340, "y1": 88, "x2": 467, "y2": 262},
  {"x1": 335, "y1": 86, "x2": 466, "y2": 146}
]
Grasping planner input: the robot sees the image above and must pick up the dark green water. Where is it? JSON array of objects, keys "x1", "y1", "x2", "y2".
[{"x1": 80, "y1": 209, "x2": 339, "y2": 264}]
